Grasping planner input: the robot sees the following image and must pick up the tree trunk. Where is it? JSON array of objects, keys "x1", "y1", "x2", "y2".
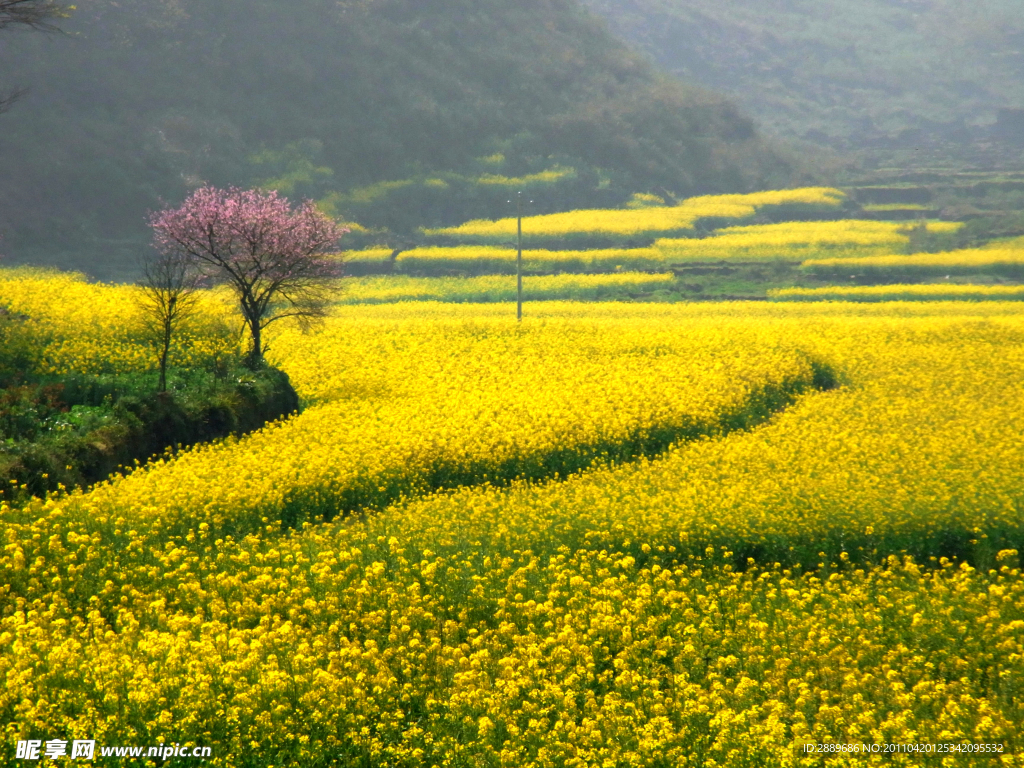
[
  {"x1": 246, "y1": 314, "x2": 263, "y2": 369},
  {"x1": 158, "y1": 318, "x2": 171, "y2": 392}
]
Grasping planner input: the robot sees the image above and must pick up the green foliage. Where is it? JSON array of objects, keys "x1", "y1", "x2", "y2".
[
  {"x1": 0, "y1": 365, "x2": 300, "y2": 502},
  {"x1": 900, "y1": 214, "x2": 1024, "y2": 254},
  {"x1": 249, "y1": 139, "x2": 335, "y2": 199},
  {"x1": 0, "y1": 383, "x2": 67, "y2": 442},
  {"x1": 0, "y1": 0, "x2": 799, "y2": 279},
  {"x1": 625, "y1": 192, "x2": 666, "y2": 209},
  {"x1": 336, "y1": 274, "x2": 681, "y2": 304},
  {"x1": 671, "y1": 262, "x2": 830, "y2": 300},
  {"x1": 325, "y1": 164, "x2": 629, "y2": 236},
  {"x1": 583, "y1": 0, "x2": 1024, "y2": 149},
  {"x1": 0, "y1": 310, "x2": 45, "y2": 387},
  {"x1": 899, "y1": 221, "x2": 961, "y2": 254}
]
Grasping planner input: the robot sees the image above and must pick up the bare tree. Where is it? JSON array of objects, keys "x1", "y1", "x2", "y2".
[
  {"x1": 0, "y1": 0, "x2": 69, "y2": 113},
  {"x1": 138, "y1": 252, "x2": 204, "y2": 393}
]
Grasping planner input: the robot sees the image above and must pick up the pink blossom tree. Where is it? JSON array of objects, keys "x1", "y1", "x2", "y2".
[{"x1": 150, "y1": 186, "x2": 347, "y2": 368}]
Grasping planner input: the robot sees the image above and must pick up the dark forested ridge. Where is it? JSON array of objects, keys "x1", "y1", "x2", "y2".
[
  {"x1": 0, "y1": 0, "x2": 802, "y2": 279},
  {"x1": 582, "y1": 0, "x2": 1024, "y2": 157}
]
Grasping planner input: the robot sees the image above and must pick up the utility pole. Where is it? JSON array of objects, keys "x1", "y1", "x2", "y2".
[
  {"x1": 512, "y1": 191, "x2": 532, "y2": 322},
  {"x1": 516, "y1": 192, "x2": 523, "y2": 321}
]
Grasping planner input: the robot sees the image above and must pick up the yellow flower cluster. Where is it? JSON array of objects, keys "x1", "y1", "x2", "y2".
[
  {"x1": 426, "y1": 187, "x2": 844, "y2": 241},
  {"x1": 337, "y1": 273, "x2": 676, "y2": 304},
  {"x1": 392, "y1": 246, "x2": 665, "y2": 274},
  {"x1": 476, "y1": 168, "x2": 575, "y2": 186},
  {"x1": 340, "y1": 248, "x2": 394, "y2": 265},
  {"x1": 803, "y1": 246, "x2": 1024, "y2": 278},
  {"x1": 384, "y1": 213, "x2": 966, "y2": 275},
  {"x1": 0, "y1": 268, "x2": 235, "y2": 375},
  {"x1": 389, "y1": 303, "x2": 1024, "y2": 566},
  {"x1": 861, "y1": 203, "x2": 932, "y2": 211},
  {"x1": 983, "y1": 235, "x2": 1024, "y2": 249},
  {"x1": 3, "y1": 523, "x2": 1019, "y2": 766},
  {"x1": 770, "y1": 283, "x2": 1024, "y2": 302},
  {"x1": 655, "y1": 220, "x2": 960, "y2": 264},
  {"x1": 3, "y1": 281, "x2": 1024, "y2": 766},
  {"x1": 21, "y1": 305, "x2": 812, "y2": 543}
]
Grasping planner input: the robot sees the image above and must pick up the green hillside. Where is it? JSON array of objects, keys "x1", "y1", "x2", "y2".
[
  {"x1": 0, "y1": 0, "x2": 802, "y2": 279},
  {"x1": 582, "y1": 0, "x2": 1024, "y2": 153}
]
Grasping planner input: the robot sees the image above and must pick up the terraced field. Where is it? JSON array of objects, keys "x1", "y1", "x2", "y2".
[{"x1": 2, "y1": 270, "x2": 1023, "y2": 766}]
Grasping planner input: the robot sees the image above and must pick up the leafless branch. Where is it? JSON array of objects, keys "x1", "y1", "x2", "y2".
[
  {"x1": 0, "y1": 86, "x2": 25, "y2": 114},
  {"x1": 138, "y1": 251, "x2": 204, "y2": 392},
  {"x1": 0, "y1": 0, "x2": 68, "y2": 32}
]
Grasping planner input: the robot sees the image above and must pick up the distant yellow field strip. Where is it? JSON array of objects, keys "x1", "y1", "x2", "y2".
[
  {"x1": 770, "y1": 283, "x2": 1024, "y2": 302},
  {"x1": 803, "y1": 246, "x2": 1024, "y2": 276},
  {"x1": 861, "y1": 203, "x2": 932, "y2": 211},
  {"x1": 656, "y1": 219, "x2": 960, "y2": 263},
  {"x1": 427, "y1": 187, "x2": 844, "y2": 240},
  {"x1": 337, "y1": 272, "x2": 676, "y2": 303},
  {"x1": 393, "y1": 246, "x2": 667, "y2": 273},
  {"x1": 340, "y1": 247, "x2": 393, "y2": 263}
]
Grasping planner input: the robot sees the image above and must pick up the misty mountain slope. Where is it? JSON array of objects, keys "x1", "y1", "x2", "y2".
[
  {"x1": 582, "y1": 0, "x2": 1024, "y2": 147},
  {"x1": 0, "y1": 0, "x2": 801, "y2": 278}
]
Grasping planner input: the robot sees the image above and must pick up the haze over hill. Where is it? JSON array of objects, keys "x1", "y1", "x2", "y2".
[
  {"x1": 0, "y1": 0, "x2": 803, "y2": 279},
  {"x1": 583, "y1": 0, "x2": 1024, "y2": 156}
]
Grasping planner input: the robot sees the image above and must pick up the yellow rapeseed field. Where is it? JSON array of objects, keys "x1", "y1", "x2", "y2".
[
  {"x1": 475, "y1": 168, "x2": 575, "y2": 186},
  {"x1": 655, "y1": 220, "x2": 961, "y2": 264},
  {"x1": 340, "y1": 248, "x2": 394, "y2": 266},
  {"x1": 383, "y1": 303, "x2": 1024, "y2": 567},
  {"x1": 861, "y1": 204, "x2": 932, "y2": 212},
  {"x1": 392, "y1": 246, "x2": 666, "y2": 274},
  {"x1": 803, "y1": 246, "x2": 1024, "y2": 279},
  {"x1": 25, "y1": 309, "x2": 813, "y2": 543},
  {"x1": 337, "y1": 273, "x2": 676, "y2": 304},
  {"x1": 2, "y1": 271, "x2": 1023, "y2": 766},
  {"x1": 426, "y1": 187, "x2": 845, "y2": 242},
  {"x1": 770, "y1": 284, "x2": 1024, "y2": 302},
  {"x1": 0, "y1": 268, "x2": 235, "y2": 375}
]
